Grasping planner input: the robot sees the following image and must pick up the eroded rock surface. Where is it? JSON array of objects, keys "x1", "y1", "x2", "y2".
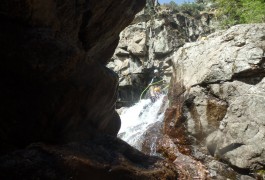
[{"x1": 167, "y1": 24, "x2": 265, "y2": 175}]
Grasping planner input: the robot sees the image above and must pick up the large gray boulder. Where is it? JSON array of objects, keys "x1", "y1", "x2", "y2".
[{"x1": 171, "y1": 23, "x2": 265, "y2": 170}]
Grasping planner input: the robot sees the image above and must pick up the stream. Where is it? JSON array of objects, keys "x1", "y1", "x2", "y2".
[
  {"x1": 118, "y1": 95, "x2": 167, "y2": 155},
  {"x1": 117, "y1": 95, "x2": 239, "y2": 179}
]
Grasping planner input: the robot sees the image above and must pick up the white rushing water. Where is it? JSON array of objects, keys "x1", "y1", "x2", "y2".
[{"x1": 118, "y1": 95, "x2": 167, "y2": 152}]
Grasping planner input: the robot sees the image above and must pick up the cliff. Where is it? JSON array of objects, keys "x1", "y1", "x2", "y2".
[{"x1": 107, "y1": 2, "x2": 216, "y2": 107}]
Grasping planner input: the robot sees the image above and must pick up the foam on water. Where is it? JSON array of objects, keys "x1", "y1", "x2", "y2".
[{"x1": 118, "y1": 95, "x2": 166, "y2": 151}]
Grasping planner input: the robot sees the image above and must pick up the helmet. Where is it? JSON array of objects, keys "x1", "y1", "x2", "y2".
[
  {"x1": 154, "y1": 69, "x2": 159, "y2": 73},
  {"x1": 154, "y1": 87, "x2": 161, "y2": 93}
]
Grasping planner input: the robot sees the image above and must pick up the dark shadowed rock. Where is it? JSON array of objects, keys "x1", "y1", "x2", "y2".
[
  {"x1": 0, "y1": 0, "x2": 144, "y2": 152},
  {"x1": 0, "y1": 135, "x2": 178, "y2": 180},
  {"x1": 0, "y1": 0, "x2": 179, "y2": 179}
]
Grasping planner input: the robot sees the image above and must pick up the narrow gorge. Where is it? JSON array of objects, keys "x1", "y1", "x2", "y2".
[
  {"x1": 0, "y1": 0, "x2": 264, "y2": 179},
  {"x1": 109, "y1": 0, "x2": 265, "y2": 179}
]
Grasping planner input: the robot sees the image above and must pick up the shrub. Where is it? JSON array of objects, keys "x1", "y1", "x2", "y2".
[
  {"x1": 240, "y1": 0, "x2": 265, "y2": 23},
  {"x1": 212, "y1": 0, "x2": 265, "y2": 28}
]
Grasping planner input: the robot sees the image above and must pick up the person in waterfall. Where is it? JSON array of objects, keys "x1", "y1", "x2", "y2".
[{"x1": 149, "y1": 69, "x2": 163, "y2": 102}]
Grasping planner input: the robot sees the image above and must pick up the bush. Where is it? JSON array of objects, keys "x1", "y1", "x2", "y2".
[
  {"x1": 212, "y1": 0, "x2": 265, "y2": 28},
  {"x1": 177, "y1": 2, "x2": 205, "y2": 13},
  {"x1": 240, "y1": 0, "x2": 265, "y2": 23}
]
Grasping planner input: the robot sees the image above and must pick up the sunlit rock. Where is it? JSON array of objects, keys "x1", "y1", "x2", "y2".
[
  {"x1": 107, "y1": 2, "x2": 215, "y2": 106},
  {"x1": 169, "y1": 23, "x2": 265, "y2": 171}
]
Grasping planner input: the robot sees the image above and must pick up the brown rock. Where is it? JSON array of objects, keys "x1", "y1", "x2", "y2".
[{"x1": 157, "y1": 135, "x2": 210, "y2": 180}]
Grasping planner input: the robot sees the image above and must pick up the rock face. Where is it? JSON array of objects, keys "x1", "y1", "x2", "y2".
[
  {"x1": 0, "y1": 0, "x2": 179, "y2": 179},
  {"x1": 0, "y1": 0, "x2": 144, "y2": 152},
  {"x1": 107, "y1": 2, "x2": 216, "y2": 106},
  {"x1": 167, "y1": 24, "x2": 265, "y2": 174}
]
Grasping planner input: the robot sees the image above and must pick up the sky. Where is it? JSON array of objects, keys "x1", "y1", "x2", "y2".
[{"x1": 158, "y1": 0, "x2": 194, "y2": 4}]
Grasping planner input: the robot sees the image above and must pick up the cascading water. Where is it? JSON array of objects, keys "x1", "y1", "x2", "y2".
[{"x1": 118, "y1": 95, "x2": 168, "y2": 155}]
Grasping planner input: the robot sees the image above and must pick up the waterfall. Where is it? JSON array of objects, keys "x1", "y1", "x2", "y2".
[{"x1": 118, "y1": 95, "x2": 167, "y2": 155}]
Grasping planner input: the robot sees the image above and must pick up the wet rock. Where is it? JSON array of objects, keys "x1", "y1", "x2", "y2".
[
  {"x1": 182, "y1": 86, "x2": 229, "y2": 140},
  {"x1": 157, "y1": 135, "x2": 210, "y2": 179},
  {"x1": 141, "y1": 121, "x2": 163, "y2": 156}
]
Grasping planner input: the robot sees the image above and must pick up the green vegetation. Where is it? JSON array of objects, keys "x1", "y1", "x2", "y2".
[
  {"x1": 162, "y1": 0, "x2": 265, "y2": 29},
  {"x1": 164, "y1": 1, "x2": 205, "y2": 16},
  {"x1": 254, "y1": 169, "x2": 265, "y2": 179},
  {"x1": 212, "y1": 0, "x2": 265, "y2": 28}
]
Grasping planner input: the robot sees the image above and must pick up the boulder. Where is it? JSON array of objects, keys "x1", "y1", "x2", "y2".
[
  {"x1": 206, "y1": 79, "x2": 265, "y2": 170},
  {"x1": 169, "y1": 24, "x2": 265, "y2": 171}
]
